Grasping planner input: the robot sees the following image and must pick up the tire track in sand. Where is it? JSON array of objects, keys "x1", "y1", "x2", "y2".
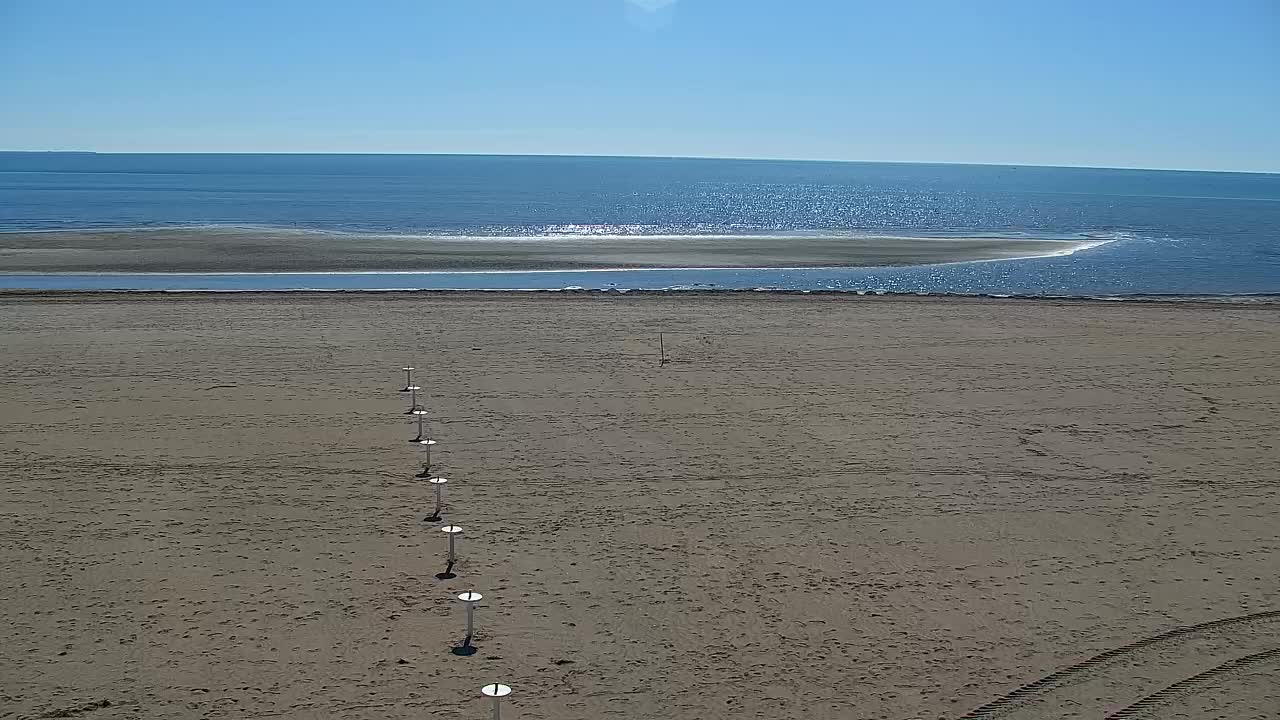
[
  {"x1": 956, "y1": 609, "x2": 1280, "y2": 719},
  {"x1": 1103, "y1": 647, "x2": 1280, "y2": 719}
]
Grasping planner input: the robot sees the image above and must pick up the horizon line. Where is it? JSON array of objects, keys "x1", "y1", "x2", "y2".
[{"x1": 0, "y1": 149, "x2": 1276, "y2": 176}]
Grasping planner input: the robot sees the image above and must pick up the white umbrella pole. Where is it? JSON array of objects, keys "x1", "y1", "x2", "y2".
[
  {"x1": 442, "y1": 525, "x2": 462, "y2": 564},
  {"x1": 427, "y1": 476, "x2": 447, "y2": 519},
  {"x1": 404, "y1": 385, "x2": 421, "y2": 414},
  {"x1": 410, "y1": 409, "x2": 428, "y2": 442},
  {"x1": 457, "y1": 591, "x2": 482, "y2": 645},
  {"x1": 481, "y1": 684, "x2": 511, "y2": 720},
  {"x1": 415, "y1": 440, "x2": 437, "y2": 476}
]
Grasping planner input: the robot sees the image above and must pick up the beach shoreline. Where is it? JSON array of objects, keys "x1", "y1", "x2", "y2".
[
  {"x1": 2, "y1": 293, "x2": 1277, "y2": 719},
  {"x1": 2, "y1": 287, "x2": 1279, "y2": 306},
  {"x1": 0, "y1": 227, "x2": 1107, "y2": 273}
]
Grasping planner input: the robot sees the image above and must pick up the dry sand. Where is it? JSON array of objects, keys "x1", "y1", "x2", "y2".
[
  {"x1": 0, "y1": 228, "x2": 1100, "y2": 272},
  {"x1": 0, "y1": 292, "x2": 1277, "y2": 720}
]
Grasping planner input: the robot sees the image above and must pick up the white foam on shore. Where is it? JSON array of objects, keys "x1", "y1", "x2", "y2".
[{"x1": 954, "y1": 237, "x2": 1116, "y2": 264}]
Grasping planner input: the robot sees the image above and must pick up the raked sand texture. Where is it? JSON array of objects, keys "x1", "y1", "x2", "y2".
[{"x1": 0, "y1": 292, "x2": 1278, "y2": 720}]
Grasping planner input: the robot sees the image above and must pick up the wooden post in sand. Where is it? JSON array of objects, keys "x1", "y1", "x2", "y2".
[
  {"x1": 458, "y1": 591, "x2": 483, "y2": 646},
  {"x1": 659, "y1": 332, "x2": 669, "y2": 365},
  {"x1": 442, "y1": 524, "x2": 462, "y2": 564},
  {"x1": 400, "y1": 366, "x2": 415, "y2": 393},
  {"x1": 481, "y1": 683, "x2": 511, "y2": 720}
]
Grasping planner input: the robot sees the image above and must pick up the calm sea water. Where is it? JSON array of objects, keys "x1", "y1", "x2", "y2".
[{"x1": 2, "y1": 153, "x2": 1278, "y2": 295}]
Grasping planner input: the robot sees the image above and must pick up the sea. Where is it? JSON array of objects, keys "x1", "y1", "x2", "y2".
[{"x1": 2, "y1": 152, "x2": 1278, "y2": 296}]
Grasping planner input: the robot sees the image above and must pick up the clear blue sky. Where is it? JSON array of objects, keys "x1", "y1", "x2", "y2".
[{"x1": 1, "y1": 0, "x2": 1277, "y2": 171}]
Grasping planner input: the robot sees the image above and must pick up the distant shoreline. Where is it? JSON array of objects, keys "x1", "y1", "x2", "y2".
[
  {"x1": 0, "y1": 227, "x2": 1106, "y2": 274},
  {"x1": 1, "y1": 150, "x2": 1275, "y2": 175},
  {"x1": 3, "y1": 289, "x2": 1277, "y2": 307}
]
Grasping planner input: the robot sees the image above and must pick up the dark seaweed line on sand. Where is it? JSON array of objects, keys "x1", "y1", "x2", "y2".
[
  {"x1": 954, "y1": 609, "x2": 1280, "y2": 719},
  {"x1": 1103, "y1": 646, "x2": 1280, "y2": 719}
]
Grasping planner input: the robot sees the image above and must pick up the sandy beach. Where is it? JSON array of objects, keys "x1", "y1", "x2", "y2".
[
  {"x1": 1, "y1": 292, "x2": 1277, "y2": 720},
  {"x1": 0, "y1": 228, "x2": 1102, "y2": 273}
]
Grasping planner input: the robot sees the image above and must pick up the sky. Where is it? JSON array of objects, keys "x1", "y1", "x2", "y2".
[{"x1": 0, "y1": 0, "x2": 1277, "y2": 172}]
